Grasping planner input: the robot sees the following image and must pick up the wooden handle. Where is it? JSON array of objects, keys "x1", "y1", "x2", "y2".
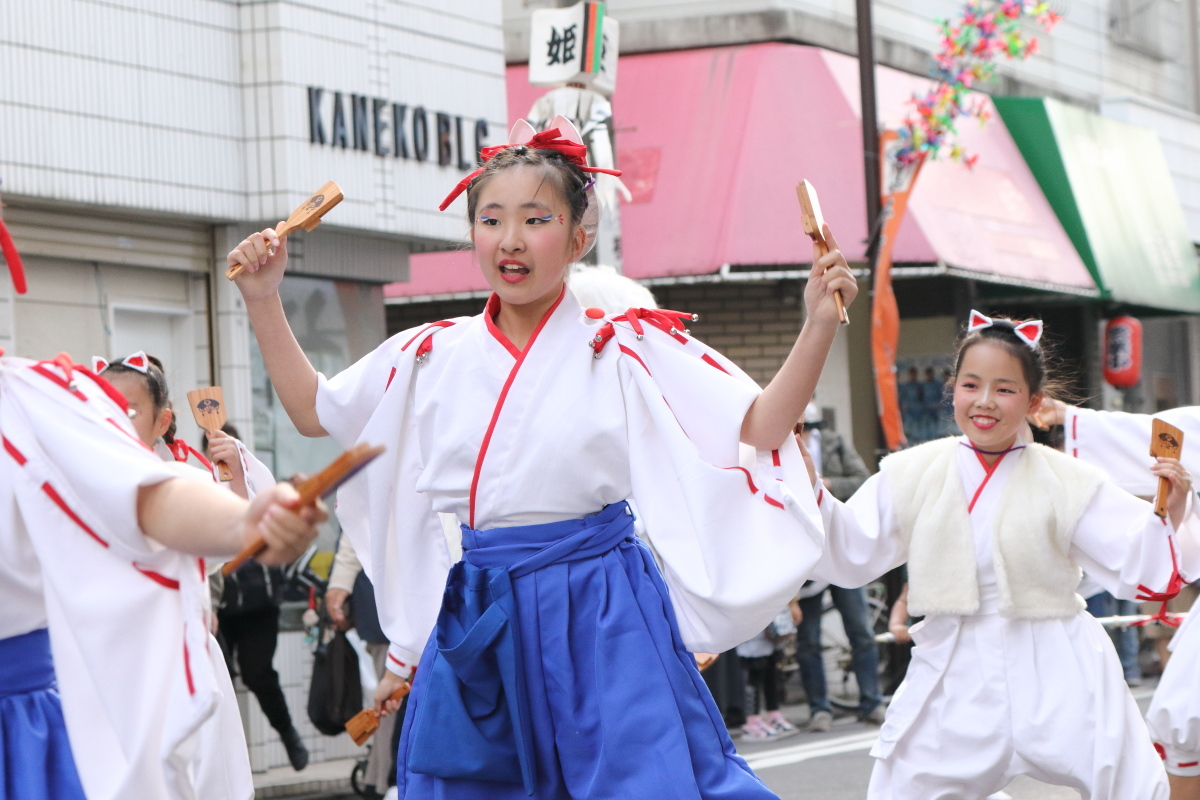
[
  {"x1": 810, "y1": 236, "x2": 849, "y2": 325},
  {"x1": 221, "y1": 443, "x2": 384, "y2": 576},
  {"x1": 216, "y1": 460, "x2": 233, "y2": 482},
  {"x1": 225, "y1": 222, "x2": 294, "y2": 281},
  {"x1": 1154, "y1": 475, "x2": 1171, "y2": 519},
  {"x1": 345, "y1": 682, "x2": 411, "y2": 746},
  {"x1": 1149, "y1": 419, "x2": 1184, "y2": 519}
]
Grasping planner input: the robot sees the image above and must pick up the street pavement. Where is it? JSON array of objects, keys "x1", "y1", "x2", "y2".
[{"x1": 288, "y1": 686, "x2": 1157, "y2": 800}]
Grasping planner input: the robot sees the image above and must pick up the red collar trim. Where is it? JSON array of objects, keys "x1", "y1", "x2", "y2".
[
  {"x1": 483, "y1": 286, "x2": 566, "y2": 359},
  {"x1": 468, "y1": 285, "x2": 567, "y2": 528}
]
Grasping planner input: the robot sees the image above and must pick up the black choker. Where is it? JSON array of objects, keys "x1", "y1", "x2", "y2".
[{"x1": 960, "y1": 442, "x2": 1026, "y2": 456}]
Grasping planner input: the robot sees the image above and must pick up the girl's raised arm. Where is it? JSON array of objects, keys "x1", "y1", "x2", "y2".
[
  {"x1": 227, "y1": 225, "x2": 327, "y2": 437},
  {"x1": 740, "y1": 224, "x2": 858, "y2": 449}
]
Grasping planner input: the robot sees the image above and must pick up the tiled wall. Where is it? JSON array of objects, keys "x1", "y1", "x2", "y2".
[{"x1": 0, "y1": 0, "x2": 507, "y2": 241}]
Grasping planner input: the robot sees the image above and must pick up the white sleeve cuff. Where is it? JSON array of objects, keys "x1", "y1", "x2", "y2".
[{"x1": 385, "y1": 643, "x2": 420, "y2": 678}]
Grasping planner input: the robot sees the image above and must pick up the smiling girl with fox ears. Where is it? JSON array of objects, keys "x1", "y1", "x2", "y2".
[
  {"x1": 228, "y1": 116, "x2": 857, "y2": 799},
  {"x1": 808, "y1": 312, "x2": 1199, "y2": 799}
]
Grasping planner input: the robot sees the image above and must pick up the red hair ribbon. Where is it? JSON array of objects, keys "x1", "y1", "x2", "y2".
[
  {"x1": 0, "y1": 213, "x2": 26, "y2": 295},
  {"x1": 439, "y1": 127, "x2": 622, "y2": 212}
]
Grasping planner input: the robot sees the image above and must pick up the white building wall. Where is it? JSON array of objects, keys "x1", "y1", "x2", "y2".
[{"x1": 1, "y1": 0, "x2": 508, "y2": 241}]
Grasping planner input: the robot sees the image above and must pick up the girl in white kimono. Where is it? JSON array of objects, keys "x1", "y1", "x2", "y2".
[
  {"x1": 225, "y1": 117, "x2": 858, "y2": 799},
  {"x1": 1045, "y1": 401, "x2": 1200, "y2": 798},
  {"x1": 0, "y1": 351, "x2": 326, "y2": 800},
  {"x1": 810, "y1": 310, "x2": 1198, "y2": 799}
]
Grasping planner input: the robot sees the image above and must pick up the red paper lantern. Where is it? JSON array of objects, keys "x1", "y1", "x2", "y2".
[{"x1": 1103, "y1": 316, "x2": 1142, "y2": 389}]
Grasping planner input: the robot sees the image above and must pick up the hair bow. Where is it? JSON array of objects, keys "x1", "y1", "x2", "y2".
[
  {"x1": 93, "y1": 351, "x2": 150, "y2": 374},
  {"x1": 438, "y1": 118, "x2": 622, "y2": 211},
  {"x1": 967, "y1": 310, "x2": 1043, "y2": 349}
]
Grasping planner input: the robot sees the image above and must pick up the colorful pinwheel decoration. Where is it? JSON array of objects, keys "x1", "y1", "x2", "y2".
[{"x1": 893, "y1": 0, "x2": 1062, "y2": 169}]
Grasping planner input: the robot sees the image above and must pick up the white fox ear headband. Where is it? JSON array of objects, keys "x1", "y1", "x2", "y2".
[
  {"x1": 92, "y1": 351, "x2": 150, "y2": 374},
  {"x1": 967, "y1": 310, "x2": 1043, "y2": 349},
  {"x1": 439, "y1": 115, "x2": 621, "y2": 258}
]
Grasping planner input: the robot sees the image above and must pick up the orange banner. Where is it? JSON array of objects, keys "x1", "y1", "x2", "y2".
[{"x1": 872, "y1": 132, "x2": 924, "y2": 452}]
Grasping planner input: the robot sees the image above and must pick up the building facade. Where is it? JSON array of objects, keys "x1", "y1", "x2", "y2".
[
  {"x1": 1, "y1": 0, "x2": 506, "y2": 771},
  {"x1": 484, "y1": 0, "x2": 1200, "y2": 461}
]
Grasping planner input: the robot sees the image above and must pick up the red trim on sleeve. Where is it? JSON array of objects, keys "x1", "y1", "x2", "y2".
[
  {"x1": 3, "y1": 436, "x2": 27, "y2": 465},
  {"x1": 764, "y1": 495, "x2": 785, "y2": 509},
  {"x1": 385, "y1": 367, "x2": 398, "y2": 392},
  {"x1": 483, "y1": 294, "x2": 522, "y2": 359},
  {"x1": 388, "y1": 653, "x2": 407, "y2": 668},
  {"x1": 31, "y1": 363, "x2": 89, "y2": 401},
  {"x1": 79, "y1": 369, "x2": 131, "y2": 414},
  {"x1": 133, "y1": 563, "x2": 182, "y2": 590},
  {"x1": 701, "y1": 353, "x2": 729, "y2": 374},
  {"x1": 183, "y1": 637, "x2": 195, "y2": 695},
  {"x1": 400, "y1": 320, "x2": 455, "y2": 352},
  {"x1": 42, "y1": 483, "x2": 109, "y2": 548},
  {"x1": 468, "y1": 288, "x2": 566, "y2": 528},
  {"x1": 1180, "y1": 761, "x2": 1199, "y2": 768},
  {"x1": 1072, "y1": 414, "x2": 1077, "y2": 440},
  {"x1": 725, "y1": 466, "x2": 759, "y2": 493},
  {"x1": 618, "y1": 345, "x2": 651, "y2": 375},
  {"x1": 771, "y1": 450, "x2": 782, "y2": 467},
  {"x1": 817, "y1": 487, "x2": 825, "y2": 507}
]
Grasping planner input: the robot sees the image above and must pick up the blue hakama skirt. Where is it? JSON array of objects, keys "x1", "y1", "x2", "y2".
[
  {"x1": 398, "y1": 501, "x2": 777, "y2": 799},
  {"x1": 0, "y1": 628, "x2": 86, "y2": 800}
]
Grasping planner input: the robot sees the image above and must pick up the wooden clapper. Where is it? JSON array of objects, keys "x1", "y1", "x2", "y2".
[
  {"x1": 225, "y1": 181, "x2": 344, "y2": 280},
  {"x1": 346, "y1": 682, "x2": 412, "y2": 746},
  {"x1": 1151, "y1": 419, "x2": 1185, "y2": 518},
  {"x1": 186, "y1": 386, "x2": 233, "y2": 481},
  {"x1": 220, "y1": 442, "x2": 385, "y2": 576},
  {"x1": 796, "y1": 179, "x2": 848, "y2": 325}
]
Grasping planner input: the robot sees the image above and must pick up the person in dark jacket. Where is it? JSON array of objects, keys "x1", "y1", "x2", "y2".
[{"x1": 219, "y1": 555, "x2": 309, "y2": 771}]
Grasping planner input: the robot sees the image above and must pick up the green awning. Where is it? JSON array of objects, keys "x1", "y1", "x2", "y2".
[{"x1": 994, "y1": 97, "x2": 1200, "y2": 313}]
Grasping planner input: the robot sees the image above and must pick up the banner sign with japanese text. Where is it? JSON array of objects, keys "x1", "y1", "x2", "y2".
[{"x1": 529, "y1": 1, "x2": 619, "y2": 95}]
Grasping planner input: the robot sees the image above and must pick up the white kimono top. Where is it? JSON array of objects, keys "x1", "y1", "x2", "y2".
[
  {"x1": 317, "y1": 287, "x2": 826, "y2": 670},
  {"x1": 0, "y1": 356, "x2": 252, "y2": 800}
]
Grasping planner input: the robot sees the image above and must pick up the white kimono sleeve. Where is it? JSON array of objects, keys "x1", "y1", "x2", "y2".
[
  {"x1": 809, "y1": 470, "x2": 909, "y2": 589},
  {"x1": 316, "y1": 330, "x2": 414, "y2": 448},
  {"x1": 1069, "y1": 477, "x2": 1200, "y2": 599},
  {"x1": 1065, "y1": 406, "x2": 1200, "y2": 497},
  {"x1": 323, "y1": 327, "x2": 458, "y2": 670},
  {"x1": 1146, "y1": 595, "x2": 1200, "y2": 763},
  {"x1": 616, "y1": 325, "x2": 825, "y2": 654}
]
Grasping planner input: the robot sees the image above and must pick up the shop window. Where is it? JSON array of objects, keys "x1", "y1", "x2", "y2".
[
  {"x1": 1110, "y1": 0, "x2": 1185, "y2": 61},
  {"x1": 250, "y1": 274, "x2": 385, "y2": 492}
]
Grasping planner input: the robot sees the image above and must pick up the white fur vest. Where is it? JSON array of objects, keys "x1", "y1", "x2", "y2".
[{"x1": 884, "y1": 438, "x2": 1106, "y2": 619}]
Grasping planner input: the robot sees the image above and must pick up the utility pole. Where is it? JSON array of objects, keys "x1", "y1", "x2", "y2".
[{"x1": 857, "y1": 0, "x2": 881, "y2": 267}]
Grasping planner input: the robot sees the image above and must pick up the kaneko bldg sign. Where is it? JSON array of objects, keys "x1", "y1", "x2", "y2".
[{"x1": 307, "y1": 86, "x2": 489, "y2": 171}]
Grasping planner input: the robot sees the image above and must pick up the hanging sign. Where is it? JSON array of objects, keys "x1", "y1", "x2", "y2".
[{"x1": 529, "y1": 1, "x2": 619, "y2": 96}]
